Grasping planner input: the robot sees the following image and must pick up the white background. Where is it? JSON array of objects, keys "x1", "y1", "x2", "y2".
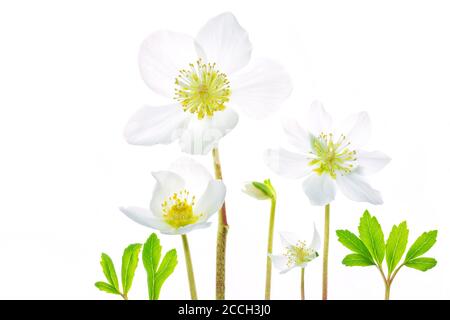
[{"x1": 0, "y1": 0, "x2": 449, "y2": 300}]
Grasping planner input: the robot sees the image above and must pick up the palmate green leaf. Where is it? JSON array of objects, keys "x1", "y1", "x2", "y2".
[
  {"x1": 142, "y1": 233, "x2": 162, "y2": 300},
  {"x1": 95, "y1": 281, "x2": 121, "y2": 295},
  {"x1": 121, "y1": 243, "x2": 142, "y2": 295},
  {"x1": 342, "y1": 253, "x2": 375, "y2": 267},
  {"x1": 405, "y1": 257, "x2": 437, "y2": 271},
  {"x1": 336, "y1": 229, "x2": 374, "y2": 263},
  {"x1": 386, "y1": 221, "x2": 409, "y2": 274},
  {"x1": 405, "y1": 230, "x2": 437, "y2": 262},
  {"x1": 100, "y1": 253, "x2": 120, "y2": 292},
  {"x1": 358, "y1": 210, "x2": 385, "y2": 266},
  {"x1": 154, "y1": 249, "x2": 178, "y2": 300}
]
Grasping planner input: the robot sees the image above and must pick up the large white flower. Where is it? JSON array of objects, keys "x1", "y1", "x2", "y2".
[
  {"x1": 264, "y1": 101, "x2": 391, "y2": 206},
  {"x1": 270, "y1": 226, "x2": 321, "y2": 274},
  {"x1": 120, "y1": 158, "x2": 226, "y2": 235},
  {"x1": 124, "y1": 12, "x2": 292, "y2": 155}
]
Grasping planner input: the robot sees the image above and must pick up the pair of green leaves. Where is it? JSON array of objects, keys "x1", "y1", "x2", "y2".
[
  {"x1": 337, "y1": 210, "x2": 437, "y2": 275},
  {"x1": 95, "y1": 233, "x2": 178, "y2": 300},
  {"x1": 95, "y1": 243, "x2": 142, "y2": 299}
]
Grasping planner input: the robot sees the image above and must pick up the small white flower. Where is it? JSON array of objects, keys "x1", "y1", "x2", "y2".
[
  {"x1": 124, "y1": 12, "x2": 292, "y2": 155},
  {"x1": 120, "y1": 158, "x2": 226, "y2": 235},
  {"x1": 242, "y1": 179, "x2": 276, "y2": 201},
  {"x1": 270, "y1": 225, "x2": 321, "y2": 274},
  {"x1": 264, "y1": 101, "x2": 391, "y2": 206}
]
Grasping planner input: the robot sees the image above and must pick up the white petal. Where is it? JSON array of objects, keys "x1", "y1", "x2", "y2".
[
  {"x1": 357, "y1": 150, "x2": 391, "y2": 175},
  {"x1": 169, "y1": 157, "x2": 212, "y2": 194},
  {"x1": 159, "y1": 221, "x2": 212, "y2": 235},
  {"x1": 179, "y1": 108, "x2": 238, "y2": 155},
  {"x1": 269, "y1": 254, "x2": 293, "y2": 274},
  {"x1": 307, "y1": 101, "x2": 332, "y2": 135},
  {"x1": 242, "y1": 182, "x2": 270, "y2": 200},
  {"x1": 124, "y1": 104, "x2": 189, "y2": 146},
  {"x1": 150, "y1": 171, "x2": 185, "y2": 216},
  {"x1": 230, "y1": 59, "x2": 292, "y2": 119},
  {"x1": 264, "y1": 148, "x2": 311, "y2": 179},
  {"x1": 336, "y1": 173, "x2": 383, "y2": 205},
  {"x1": 279, "y1": 232, "x2": 299, "y2": 248},
  {"x1": 282, "y1": 118, "x2": 311, "y2": 153},
  {"x1": 342, "y1": 112, "x2": 371, "y2": 149},
  {"x1": 195, "y1": 12, "x2": 252, "y2": 74},
  {"x1": 309, "y1": 223, "x2": 321, "y2": 251},
  {"x1": 139, "y1": 31, "x2": 198, "y2": 97},
  {"x1": 119, "y1": 206, "x2": 171, "y2": 232},
  {"x1": 194, "y1": 180, "x2": 226, "y2": 219},
  {"x1": 302, "y1": 174, "x2": 336, "y2": 206}
]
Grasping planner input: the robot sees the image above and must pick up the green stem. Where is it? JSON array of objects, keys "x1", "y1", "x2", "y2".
[
  {"x1": 181, "y1": 234, "x2": 198, "y2": 300},
  {"x1": 265, "y1": 198, "x2": 277, "y2": 300},
  {"x1": 301, "y1": 268, "x2": 305, "y2": 300},
  {"x1": 212, "y1": 147, "x2": 228, "y2": 300},
  {"x1": 385, "y1": 283, "x2": 390, "y2": 300},
  {"x1": 120, "y1": 293, "x2": 128, "y2": 300},
  {"x1": 322, "y1": 204, "x2": 330, "y2": 300}
]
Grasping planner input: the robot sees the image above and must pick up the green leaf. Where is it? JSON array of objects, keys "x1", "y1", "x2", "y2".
[
  {"x1": 405, "y1": 230, "x2": 437, "y2": 262},
  {"x1": 342, "y1": 253, "x2": 375, "y2": 267},
  {"x1": 358, "y1": 210, "x2": 385, "y2": 265},
  {"x1": 336, "y1": 229, "x2": 374, "y2": 262},
  {"x1": 154, "y1": 249, "x2": 178, "y2": 299},
  {"x1": 100, "y1": 253, "x2": 120, "y2": 292},
  {"x1": 95, "y1": 281, "x2": 121, "y2": 295},
  {"x1": 142, "y1": 233, "x2": 162, "y2": 300},
  {"x1": 404, "y1": 257, "x2": 437, "y2": 271},
  {"x1": 386, "y1": 221, "x2": 409, "y2": 274},
  {"x1": 121, "y1": 243, "x2": 142, "y2": 295}
]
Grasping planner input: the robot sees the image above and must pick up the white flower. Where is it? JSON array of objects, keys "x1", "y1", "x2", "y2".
[
  {"x1": 124, "y1": 12, "x2": 292, "y2": 155},
  {"x1": 270, "y1": 225, "x2": 321, "y2": 273},
  {"x1": 264, "y1": 101, "x2": 391, "y2": 206},
  {"x1": 120, "y1": 158, "x2": 226, "y2": 235},
  {"x1": 242, "y1": 179, "x2": 276, "y2": 201}
]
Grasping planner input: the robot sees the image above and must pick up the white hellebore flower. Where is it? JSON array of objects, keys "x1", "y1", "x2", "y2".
[
  {"x1": 264, "y1": 101, "x2": 391, "y2": 206},
  {"x1": 124, "y1": 12, "x2": 292, "y2": 155},
  {"x1": 270, "y1": 226, "x2": 321, "y2": 273},
  {"x1": 120, "y1": 158, "x2": 226, "y2": 235}
]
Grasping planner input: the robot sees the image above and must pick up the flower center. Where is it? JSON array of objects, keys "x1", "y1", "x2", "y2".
[
  {"x1": 174, "y1": 59, "x2": 231, "y2": 120},
  {"x1": 161, "y1": 189, "x2": 200, "y2": 228},
  {"x1": 285, "y1": 241, "x2": 316, "y2": 267},
  {"x1": 308, "y1": 133, "x2": 357, "y2": 179}
]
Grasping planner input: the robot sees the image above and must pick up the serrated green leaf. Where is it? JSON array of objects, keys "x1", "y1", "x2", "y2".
[
  {"x1": 154, "y1": 249, "x2": 178, "y2": 299},
  {"x1": 404, "y1": 257, "x2": 437, "y2": 271},
  {"x1": 358, "y1": 210, "x2": 385, "y2": 266},
  {"x1": 95, "y1": 281, "x2": 121, "y2": 295},
  {"x1": 121, "y1": 243, "x2": 142, "y2": 295},
  {"x1": 342, "y1": 253, "x2": 375, "y2": 267},
  {"x1": 405, "y1": 230, "x2": 437, "y2": 262},
  {"x1": 142, "y1": 233, "x2": 162, "y2": 300},
  {"x1": 386, "y1": 221, "x2": 409, "y2": 274},
  {"x1": 336, "y1": 229, "x2": 374, "y2": 262},
  {"x1": 100, "y1": 253, "x2": 119, "y2": 291}
]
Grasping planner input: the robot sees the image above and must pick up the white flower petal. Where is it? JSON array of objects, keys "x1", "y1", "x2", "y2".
[
  {"x1": 336, "y1": 173, "x2": 383, "y2": 205},
  {"x1": 162, "y1": 221, "x2": 212, "y2": 235},
  {"x1": 150, "y1": 171, "x2": 185, "y2": 216},
  {"x1": 302, "y1": 174, "x2": 336, "y2": 206},
  {"x1": 309, "y1": 223, "x2": 321, "y2": 251},
  {"x1": 139, "y1": 31, "x2": 198, "y2": 97},
  {"x1": 269, "y1": 254, "x2": 293, "y2": 274},
  {"x1": 264, "y1": 148, "x2": 311, "y2": 179},
  {"x1": 242, "y1": 182, "x2": 270, "y2": 200},
  {"x1": 179, "y1": 108, "x2": 238, "y2": 155},
  {"x1": 282, "y1": 118, "x2": 311, "y2": 153},
  {"x1": 194, "y1": 180, "x2": 226, "y2": 219},
  {"x1": 119, "y1": 206, "x2": 171, "y2": 232},
  {"x1": 195, "y1": 12, "x2": 252, "y2": 74},
  {"x1": 279, "y1": 232, "x2": 299, "y2": 248},
  {"x1": 307, "y1": 101, "x2": 332, "y2": 135},
  {"x1": 230, "y1": 58, "x2": 292, "y2": 119},
  {"x1": 357, "y1": 150, "x2": 391, "y2": 175},
  {"x1": 169, "y1": 157, "x2": 212, "y2": 194},
  {"x1": 342, "y1": 112, "x2": 371, "y2": 149},
  {"x1": 124, "y1": 104, "x2": 189, "y2": 146}
]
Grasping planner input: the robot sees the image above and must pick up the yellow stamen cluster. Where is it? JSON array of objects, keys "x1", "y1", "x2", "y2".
[
  {"x1": 174, "y1": 59, "x2": 231, "y2": 119},
  {"x1": 162, "y1": 189, "x2": 200, "y2": 228},
  {"x1": 284, "y1": 241, "x2": 316, "y2": 268},
  {"x1": 308, "y1": 133, "x2": 357, "y2": 179}
]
